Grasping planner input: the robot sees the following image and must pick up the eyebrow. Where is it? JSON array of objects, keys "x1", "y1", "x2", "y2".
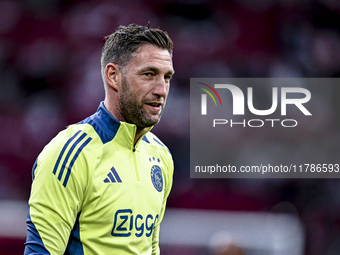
[{"x1": 140, "y1": 66, "x2": 175, "y2": 76}]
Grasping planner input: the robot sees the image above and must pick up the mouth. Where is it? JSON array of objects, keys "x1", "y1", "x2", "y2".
[{"x1": 145, "y1": 102, "x2": 163, "y2": 112}]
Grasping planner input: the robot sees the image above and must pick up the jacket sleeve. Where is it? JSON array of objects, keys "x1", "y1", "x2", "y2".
[
  {"x1": 151, "y1": 150, "x2": 174, "y2": 255},
  {"x1": 24, "y1": 131, "x2": 91, "y2": 255}
]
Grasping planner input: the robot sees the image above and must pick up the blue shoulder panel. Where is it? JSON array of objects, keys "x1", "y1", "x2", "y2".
[
  {"x1": 65, "y1": 213, "x2": 84, "y2": 255},
  {"x1": 32, "y1": 158, "x2": 38, "y2": 181},
  {"x1": 153, "y1": 137, "x2": 171, "y2": 154},
  {"x1": 79, "y1": 102, "x2": 120, "y2": 144},
  {"x1": 142, "y1": 135, "x2": 150, "y2": 143},
  {"x1": 24, "y1": 206, "x2": 50, "y2": 255}
]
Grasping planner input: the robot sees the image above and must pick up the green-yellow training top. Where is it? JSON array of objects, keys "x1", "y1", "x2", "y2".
[{"x1": 24, "y1": 102, "x2": 174, "y2": 255}]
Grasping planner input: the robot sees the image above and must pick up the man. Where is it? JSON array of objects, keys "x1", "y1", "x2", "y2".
[{"x1": 24, "y1": 24, "x2": 175, "y2": 255}]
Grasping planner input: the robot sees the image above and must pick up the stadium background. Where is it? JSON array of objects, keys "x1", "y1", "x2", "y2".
[{"x1": 0, "y1": 0, "x2": 340, "y2": 254}]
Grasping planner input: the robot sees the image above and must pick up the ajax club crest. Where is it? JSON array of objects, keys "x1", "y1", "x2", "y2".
[{"x1": 151, "y1": 165, "x2": 163, "y2": 192}]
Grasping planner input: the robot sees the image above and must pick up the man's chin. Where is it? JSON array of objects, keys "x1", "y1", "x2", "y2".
[{"x1": 139, "y1": 115, "x2": 161, "y2": 128}]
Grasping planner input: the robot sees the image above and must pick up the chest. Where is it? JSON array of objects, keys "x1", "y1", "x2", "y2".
[{"x1": 82, "y1": 143, "x2": 166, "y2": 218}]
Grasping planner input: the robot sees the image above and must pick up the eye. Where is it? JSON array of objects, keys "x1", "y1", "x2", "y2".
[
  {"x1": 164, "y1": 75, "x2": 172, "y2": 81},
  {"x1": 143, "y1": 72, "x2": 154, "y2": 77}
]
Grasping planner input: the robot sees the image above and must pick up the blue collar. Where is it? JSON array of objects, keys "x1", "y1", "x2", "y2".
[
  {"x1": 79, "y1": 102, "x2": 120, "y2": 144},
  {"x1": 79, "y1": 102, "x2": 151, "y2": 145}
]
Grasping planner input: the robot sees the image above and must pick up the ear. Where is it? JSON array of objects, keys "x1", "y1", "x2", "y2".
[{"x1": 105, "y1": 63, "x2": 120, "y2": 91}]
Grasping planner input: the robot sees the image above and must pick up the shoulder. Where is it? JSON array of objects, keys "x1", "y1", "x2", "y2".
[
  {"x1": 33, "y1": 121, "x2": 105, "y2": 188},
  {"x1": 40, "y1": 121, "x2": 104, "y2": 159},
  {"x1": 37, "y1": 103, "x2": 121, "y2": 168},
  {"x1": 143, "y1": 132, "x2": 172, "y2": 156},
  {"x1": 36, "y1": 121, "x2": 105, "y2": 176}
]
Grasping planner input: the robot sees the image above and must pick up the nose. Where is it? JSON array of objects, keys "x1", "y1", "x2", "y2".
[{"x1": 153, "y1": 79, "x2": 169, "y2": 98}]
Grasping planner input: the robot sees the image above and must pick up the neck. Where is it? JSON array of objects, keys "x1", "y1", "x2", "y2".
[
  {"x1": 104, "y1": 96, "x2": 122, "y2": 122},
  {"x1": 134, "y1": 127, "x2": 148, "y2": 146},
  {"x1": 104, "y1": 98, "x2": 150, "y2": 146}
]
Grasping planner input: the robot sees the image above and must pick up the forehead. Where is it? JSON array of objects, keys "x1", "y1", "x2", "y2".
[{"x1": 126, "y1": 44, "x2": 173, "y2": 72}]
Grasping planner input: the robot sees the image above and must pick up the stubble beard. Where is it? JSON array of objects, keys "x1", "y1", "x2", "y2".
[{"x1": 119, "y1": 75, "x2": 163, "y2": 129}]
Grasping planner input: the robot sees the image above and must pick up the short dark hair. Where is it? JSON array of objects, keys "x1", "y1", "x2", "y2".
[{"x1": 101, "y1": 23, "x2": 173, "y2": 79}]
